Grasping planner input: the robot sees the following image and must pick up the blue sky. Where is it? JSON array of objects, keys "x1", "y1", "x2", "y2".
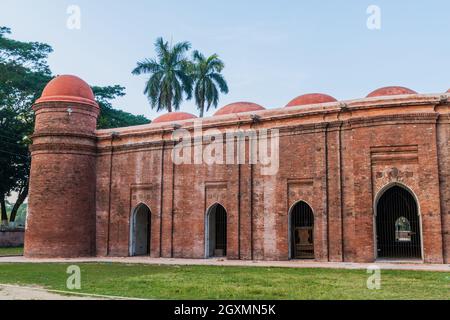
[{"x1": 1, "y1": 0, "x2": 449, "y2": 120}]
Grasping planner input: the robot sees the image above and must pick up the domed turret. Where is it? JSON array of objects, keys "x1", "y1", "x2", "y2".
[
  {"x1": 25, "y1": 75, "x2": 99, "y2": 258},
  {"x1": 153, "y1": 112, "x2": 197, "y2": 124},
  {"x1": 367, "y1": 86, "x2": 417, "y2": 98},
  {"x1": 214, "y1": 102, "x2": 265, "y2": 116},
  {"x1": 36, "y1": 75, "x2": 97, "y2": 106},
  {"x1": 286, "y1": 93, "x2": 337, "y2": 107}
]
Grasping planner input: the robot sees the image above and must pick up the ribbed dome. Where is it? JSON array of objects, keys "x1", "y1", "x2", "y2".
[
  {"x1": 153, "y1": 112, "x2": 197, "y2": 124},
  {"x1": 36, "y1": 75, "x2": 97, "y2": 107},
  {"x1": 367, "y1": 86, "x2": 417, "y2": 98},
  {"x1": 286, "y1": 93, "x2": 337, "y2": 107},
  {"x1": 214, "y1": 102, "x2": 265, "y2": 116}
]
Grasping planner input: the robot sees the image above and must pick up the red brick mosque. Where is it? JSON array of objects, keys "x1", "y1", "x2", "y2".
[{"x1": 24, "y1": 75, "x2": 450, "y2": 264}]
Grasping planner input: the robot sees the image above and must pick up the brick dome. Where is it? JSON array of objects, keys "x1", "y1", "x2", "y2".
[
  {"x1": 367, "y1": 86, "x2": 417, "y2": 98},
  {"x1": 447, "y1": 89, "x2": 450, "y2": 93},
  {"x1": 36, "y1": 75, "x2": 97, "y2": 107},
  {"x1": 286, "y1": 93, "x2": 337, "y2": 107},
  {"x1": 153, "y1": 112, "x2": 197, "y2": 124},
  {"x1": 214, "y1": 102, "x2": 265, "y2": 116}
]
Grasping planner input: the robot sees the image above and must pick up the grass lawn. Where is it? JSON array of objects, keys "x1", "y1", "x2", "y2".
[
  {"x1": 0, "y1": 263, "x2": 448, "y2": 299},
  {"x1": 0, "y1": 247, "x2": 23, "y2": 257}
]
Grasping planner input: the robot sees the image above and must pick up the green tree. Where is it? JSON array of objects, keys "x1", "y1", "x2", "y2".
[
  {"x1": 132, "y1": 37, "x2": 193, "y2": 113},
  {"x1": 0, "y1": 27, "x2": 52, "y2": 225},
  {"x1": 191, "y1": 50, "x2": 229, "y2": 117},
  {"x1": 0, "y1": 106, "x2": 32, "y2": 224},
  {"x1": 0, "y1": 27, "x2": 52, "y2": 75},
  {"x1": 93, "y1": 85, "x2": 150, "y2": 129}
]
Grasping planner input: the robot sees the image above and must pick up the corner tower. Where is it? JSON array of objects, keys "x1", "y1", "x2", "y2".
[{"x1": 24, "y1": 75, "x2": 99, "y2": 258}]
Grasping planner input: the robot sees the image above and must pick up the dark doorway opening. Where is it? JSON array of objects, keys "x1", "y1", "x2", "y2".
[
  {"x1": 290, "y1": 201, "x2": 314, "y2": 259},
  {"x1": 376, "y1": 186, "x2": 422, "y2": 259},
  {"x1": 130, "y1": 204, "x2": 151, "y2": 256},
  {"x1": 206, "y1": 204, "x2": 227, "y2": 257}
]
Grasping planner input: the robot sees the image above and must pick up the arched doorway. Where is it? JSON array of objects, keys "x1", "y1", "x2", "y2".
[
  {"x1": 375, "y1": 185, "x2": 422, "y2": 259},
  {"x1": 289, "y1": 201, "x2": 314, "y2": 259},
  {"x1": 205, "y1": 203, "x2": 227, "y2": 258},
  {"x1": 130, "y1": 203, "x2": 151, "y2": 256}
]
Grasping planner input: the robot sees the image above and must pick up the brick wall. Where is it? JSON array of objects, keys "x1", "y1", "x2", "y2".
[
  {"x1": 26, "y1": 94, "x2": 450, "y2": 263},
  {"x1": 24, "y1": 101, "x2": 98, "y2": 258}
]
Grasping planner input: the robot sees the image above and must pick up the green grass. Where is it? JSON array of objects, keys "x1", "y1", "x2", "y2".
[
  {"x1": 0, "y1": 263, "x2": 448, "y2": 299},
  {"x1": 0, "y1": 247, "x2": 23, "y2": 256}
]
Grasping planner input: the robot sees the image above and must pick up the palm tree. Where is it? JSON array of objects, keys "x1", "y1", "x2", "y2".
[
  {"x1": 191, "y1": 50, "x2": 229, "y2": 117},
  {"x1": 132, "y1": 37, "x2": 193, "y2": 113}
]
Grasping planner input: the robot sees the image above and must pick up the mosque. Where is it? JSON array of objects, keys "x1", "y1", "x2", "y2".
[{"x1": 24, "y1": 75, "x2": 450, "y2": 263}]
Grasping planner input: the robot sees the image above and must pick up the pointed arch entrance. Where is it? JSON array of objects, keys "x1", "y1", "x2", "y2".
[
  {"x1": 375, "y1": 185, "x2": 422, "y2": 259},
  {"x1": 289, "y1": 201, "x2": 315, "y2": 259},
  {"x1": 129, "y1": 203, "x2": 151, "y2": 256},
  {"x1": 205, "y1": 203, "x2": 228, "y2": 258}
]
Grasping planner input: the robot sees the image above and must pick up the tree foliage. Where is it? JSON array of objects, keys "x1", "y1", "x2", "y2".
[
  {"x1": 0, "y1": 27, "x2": 51, "y2": 224},
  {"x1": 132, "y1": 37, "x2": 193, "y2": 113},
  {"x1": 0, "y1": 27, "x2": 53, "y2": 74},
  {"x1": 190, "y1": 50, "x2": 229, "y2": 117},
  {"x1": 93, "y1": 85, "x2": 149, "y2": 129}
]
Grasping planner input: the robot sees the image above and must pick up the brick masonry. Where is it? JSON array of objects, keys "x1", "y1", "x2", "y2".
[
  {"x1": 24, "y1": 85, "x2": 450, "y2": 264},
  {"x1": 0, "y1": 230, "x2": 24, "y2": 247}
]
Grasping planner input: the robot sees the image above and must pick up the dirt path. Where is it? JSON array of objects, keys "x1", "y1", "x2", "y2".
[{"x1": 0, "y1": 284, "x2": 105, "y2": 300}]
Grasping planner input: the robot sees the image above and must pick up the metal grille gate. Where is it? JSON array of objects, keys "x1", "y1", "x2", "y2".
[
  {"x1": 376, "y1": 186, "x2": 421, "y2": 259},
  {"x1": 291, "y1": 202, "x2": 314, "y2": 259}
]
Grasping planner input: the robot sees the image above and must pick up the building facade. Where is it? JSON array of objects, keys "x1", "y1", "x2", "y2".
[{"x1": 24, "y1": 75, "x2": 450, "y2": 264}]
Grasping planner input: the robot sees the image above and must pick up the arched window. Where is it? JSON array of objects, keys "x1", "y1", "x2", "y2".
[
  {"x1": 130, "y1": 204, "x2": 151, "y2": 256},
  {"x1": 289, "y1": 201, "x2": 314, "y2": 259},
  {"x1": 205, "y1": 204, "x2": 227, "y2": 258},
  {"x1": 376, "y1": 185, "x2": 421, "y2": 259}
]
